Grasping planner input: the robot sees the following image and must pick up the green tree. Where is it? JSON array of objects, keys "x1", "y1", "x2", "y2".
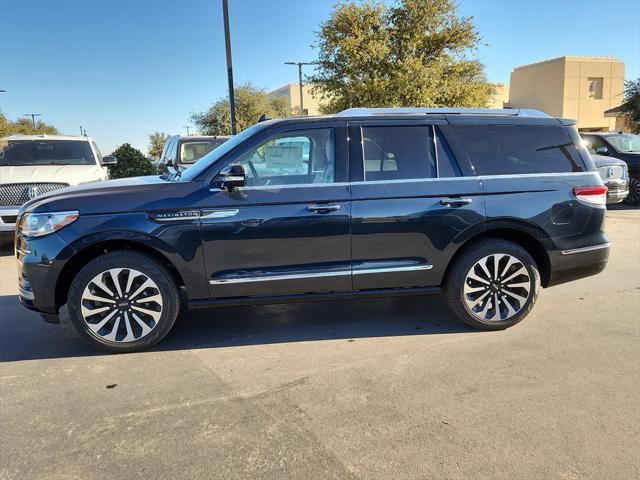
[
  {"x1": 192, "y1": 82, "x2": 290, "y2": 136},
  {"x1": 0, "y1": 114, "x2": 59, "y2": 136},
  {"x1": 109, "y1": 143, "x2": 157, "y2": 179},
  {"x1": 309, "y1": 0, "x2": 489, "y2": 113},
  {"x1": 148, "y1": 131, "x2": 169, "y2": 159},
  {"x1": 619, "y1": 79, "x2": 640, "y2": 133}
]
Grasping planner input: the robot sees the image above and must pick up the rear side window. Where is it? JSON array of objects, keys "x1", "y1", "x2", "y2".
[
  {"x1": 455, "y1": 125, "x2": 584, "y2": 175},
  {"x1": 362, "y1": 126, "x2": 436, "y2": 181}
]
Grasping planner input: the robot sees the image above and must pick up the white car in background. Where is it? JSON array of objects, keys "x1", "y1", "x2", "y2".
[{"x1": 0, "y1": 135, "x2": 116, "y2": 232}]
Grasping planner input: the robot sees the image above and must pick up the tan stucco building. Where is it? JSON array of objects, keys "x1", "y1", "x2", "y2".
[
  {"x1": 507, "y1": 56, "x2": 625, "y2": 131},
  {"x1": 267, "y1": 83, "x2": 322, "y2": 116}
]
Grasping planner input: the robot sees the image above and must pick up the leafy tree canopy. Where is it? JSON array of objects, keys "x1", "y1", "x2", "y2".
[
  {"x1": 309, "y1": 0, "x2": 490, "y2": 113},
  {"x1": 109, "y1": 143, "x2": 157, "y2": 179},
  {"x1": 620, "y1": 79, "x2": 640, "y2": 133},
  {"x1": 192, "y1": 82, "x2": 290, "y2": 136},
  {"x1": 148, "y1": 131, "x2": 169, "y2": 159},
  {"x1": 0, "y1": 113, "x2": 59, "y2": 136}
]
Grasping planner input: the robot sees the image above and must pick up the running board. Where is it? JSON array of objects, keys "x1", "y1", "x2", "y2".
[{"x1": 188, "y1": 286, "x2": 442, "y2": 309}]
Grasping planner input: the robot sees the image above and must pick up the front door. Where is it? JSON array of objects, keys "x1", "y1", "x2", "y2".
[
  {"x1": 348, "y1": 121, "x2": 485, "y2": 290},
  {"x1": 199, "y1": 124, "x2": 352, "y2": 299}
]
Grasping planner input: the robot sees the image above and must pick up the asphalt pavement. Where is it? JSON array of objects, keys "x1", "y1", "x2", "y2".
[{"x1": 1, "y1": 205, "x2": 638, "y2": 479}]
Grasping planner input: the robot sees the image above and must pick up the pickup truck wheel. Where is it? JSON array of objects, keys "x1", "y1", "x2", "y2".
[
  {"x1": 445, "y1": 239, "x2": 540, "y2": 331},
  {"x1": 624, "y1": 178, "x2": 640, "y2": 206},
  {"x1": 68, "y1": 251, "x2": 180, "y2": 352}
]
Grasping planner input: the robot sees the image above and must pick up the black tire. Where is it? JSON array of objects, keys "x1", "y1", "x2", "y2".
[
  {"x1": 68, "y1": 250, "x2": 180, "y2": 353},
  {"x1": 445, "y1": 239, "x2": 540, "y2": 331},
  {"x1": 624, "y1": 178, "x2": 640, "y2": 206}
]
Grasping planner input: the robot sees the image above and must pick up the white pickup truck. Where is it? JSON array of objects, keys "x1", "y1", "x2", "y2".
[{"x1": 0, "y1": 135, "x2": 116, "y2": 232}]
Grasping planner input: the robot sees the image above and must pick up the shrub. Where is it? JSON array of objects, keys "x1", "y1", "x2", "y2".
[{"x1": 109, "y1": 143, "x2": 157, "y2": 179}]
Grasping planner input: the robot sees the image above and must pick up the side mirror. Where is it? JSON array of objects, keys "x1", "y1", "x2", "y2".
[
  {"x1": 166, "y1": 158, "x2": 174, "y2": 166},
  {"x1": 595, "y1": 146, "x2": 609, "y2": 155},
  {"x1": 101, "y1": 155, "x2": 117, "y2": 166},
  {"x1": 215, "y1": 163, "x2": 246, "y2": 191}
]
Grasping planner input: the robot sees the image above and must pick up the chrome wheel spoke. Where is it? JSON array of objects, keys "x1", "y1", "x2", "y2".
[
  {"x1": 81, "y1": 268, "x2": 162, "y2": 343},
  {"x1": 463, "y1": 253, "x2": 531, "y2": 322}
]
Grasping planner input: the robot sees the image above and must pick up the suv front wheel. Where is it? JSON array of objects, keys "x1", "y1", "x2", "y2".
[
  {"x1": 445, "y1": 239, "x2": 540, "y2": 330},
  {"x1": 67, "y1": 251, "x2": 180, "y2": 352}
]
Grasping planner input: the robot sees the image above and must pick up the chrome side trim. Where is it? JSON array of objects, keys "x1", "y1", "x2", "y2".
[
  {"x1": 202, "y1": 209, "x2": 239, "y2": 219},
  {"x1": 210, "y1": 270, "x2": 351, "y2": 284},
  {"x1": 353, "y1": 264, "x2": 433, "y2": 274},
  {"x1": 561, "y1": 242, "x2": 611, "y2": 255},
  {"x1": 209, "y1": 264, "x2": 433, "y2": 285}
]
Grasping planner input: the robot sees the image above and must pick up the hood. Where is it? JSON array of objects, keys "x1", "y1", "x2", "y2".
[
  {"x1": 20, "y1": 175, "x2": 201, "y2": 216},
  {"x1": 0, "y1": 164, "x2": 106, "y2": 185},
  {"x1": 591, "y1": 155, "x2": 627, "y2": 167}
]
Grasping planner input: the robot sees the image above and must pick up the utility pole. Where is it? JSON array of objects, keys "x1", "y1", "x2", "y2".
[
  {"x1": 0, "y1": 90, "x2": 5, "y2": 114},
  {"x1": 222, "y1": 0, "x2": 236, "y2": 134},
  {"x1": 285, "y1": 62, "x2": 315, "y2": 116},
  {"x1": 183, "y1": 125, "x2": 191, "y2": 136},
  {"x1": 24, "y1": 113, "x2": 42, "y2": 130}
]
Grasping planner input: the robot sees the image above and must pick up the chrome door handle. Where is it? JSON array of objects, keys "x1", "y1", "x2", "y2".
[
  {"x1": 307, "y1": 204, "x2": 341, "y2": 213},
  {"x1": 440, "y1": 198, "x2": 472, "y2": 207}
]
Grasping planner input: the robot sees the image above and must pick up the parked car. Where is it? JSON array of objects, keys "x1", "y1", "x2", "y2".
[
  {"x1": 591, "y1": 155, "x2": 629, "y2": 204},
  {"x1": 15, "y1": 108, "x2": 610, "y2": 352},
  {"x1": 580, "y1": 132, "x2": 640, "y2": 205},
  {"x1": 0, "y1": 135, "x2": 115, "y2": 233},
  {"x1": 159, "y1": 135, "x2": 231, "y2": 173}
]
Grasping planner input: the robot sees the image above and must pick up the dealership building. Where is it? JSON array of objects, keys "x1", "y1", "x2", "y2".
[{"x1": 269, "y1": 55, "x2": 628, "y2": 132}]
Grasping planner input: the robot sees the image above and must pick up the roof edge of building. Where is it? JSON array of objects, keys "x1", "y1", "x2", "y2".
[{"x1": 512, "y1": 55, "x2": 621, "y2": 71}]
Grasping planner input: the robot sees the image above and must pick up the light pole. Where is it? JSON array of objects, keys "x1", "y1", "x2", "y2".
[
  {"x1": 222, "y1": 0, "x2": 237, "y2": 134},
  {"x1": 0, "y1": 90, "x2": 5, "y2": 114},
  {"x1": 24, "y1": 113, "x2": 42, "y2": 130},
  {"x1": 183, "y1": 125, "x2": 191, "y2": 136},
  {"x1": 284, "y1": 62, "x2": 315, "y2": 116}
]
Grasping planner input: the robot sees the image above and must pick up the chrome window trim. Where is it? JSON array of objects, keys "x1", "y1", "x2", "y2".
[
  {"x1": 209, "y1": 263, "x2": 433, "y2": 285},
  {"x1": 561, "y1": 242, "x2": 611, "y2": 256}
]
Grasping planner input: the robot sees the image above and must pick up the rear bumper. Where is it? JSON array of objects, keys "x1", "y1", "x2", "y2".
[{"x1": 547, "y1": 242, "x2": 610, "y2": 287}]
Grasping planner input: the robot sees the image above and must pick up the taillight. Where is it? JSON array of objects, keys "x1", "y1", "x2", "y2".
[{"x1": 573, "y1": 185, "x2": 608, "y2": 206}]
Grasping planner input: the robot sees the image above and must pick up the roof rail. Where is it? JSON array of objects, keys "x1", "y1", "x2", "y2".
[{"x1": 337, "y1": 107, "x2": 551, "y2": 118}]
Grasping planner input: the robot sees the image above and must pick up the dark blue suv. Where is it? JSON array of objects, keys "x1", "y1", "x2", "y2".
[{"x1": 15, "y1": 108, "x2": 611, "y2": 352}]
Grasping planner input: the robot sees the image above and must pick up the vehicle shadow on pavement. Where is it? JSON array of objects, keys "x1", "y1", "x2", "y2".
[{"x1": 0, "y1": 293, "x2": 472, "y2": 362}]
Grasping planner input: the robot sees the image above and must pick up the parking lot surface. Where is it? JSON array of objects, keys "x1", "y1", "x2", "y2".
[{"x1": 1, "y1": 206, "x2": 639, "y2": 480}]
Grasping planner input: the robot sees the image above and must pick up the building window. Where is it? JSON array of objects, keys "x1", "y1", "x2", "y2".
[{"x1": 587, "y1": 77, "x2": 603, "y2": 99}]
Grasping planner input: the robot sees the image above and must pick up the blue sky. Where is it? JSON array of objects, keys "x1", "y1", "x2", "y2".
[{"x1": 1, "y1": 0, "x2": 639, "y2": 154}]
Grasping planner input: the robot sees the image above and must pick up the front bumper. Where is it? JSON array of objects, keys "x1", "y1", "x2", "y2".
[
  {"x1": 605, "y1": 179, "x2": 630, "y2": 204},
  {"x1": 0, "y1": 207, "x2": 20, "y2": 232}
]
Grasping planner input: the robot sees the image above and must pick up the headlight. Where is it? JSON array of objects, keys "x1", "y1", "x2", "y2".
[{"x1": 19, "y1": 211, "x2": 79, "y2": 238}]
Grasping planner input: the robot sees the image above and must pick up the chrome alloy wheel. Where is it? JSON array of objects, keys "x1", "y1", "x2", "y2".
[
  {"x1": 463, "y1": 253, "x2": 531, "y2": 322},
  {"x1": 80, "y1": 268, "x2": 163, "y2": 343},
  {"x1": 626, "y1": 178, "x2": 640, "y2": 205}
]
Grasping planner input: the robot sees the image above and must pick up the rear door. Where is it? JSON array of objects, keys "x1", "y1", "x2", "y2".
[
  {"x1": 348, "y1": 120, "x2": 485, "y2": 290},
  {"x1": 199, "y1": 122, "x2": 352, "y2": 299}
]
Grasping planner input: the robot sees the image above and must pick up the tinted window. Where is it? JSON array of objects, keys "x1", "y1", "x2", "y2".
[
  {"x1": 0, "y1": 140, "x2": 96, "y2": 166},
  {"x1": 435, "y1": 129, "x2": 461, "y2": 177},
  {"x1": 362, "y1": 126, "x2": 436, "y2": 181},
  {"x1": 456, "y1": 125, "x2": 584, "y2": 175},
  {"x1": 236, "y1": 128, "x2": 335, "y2": 186}
]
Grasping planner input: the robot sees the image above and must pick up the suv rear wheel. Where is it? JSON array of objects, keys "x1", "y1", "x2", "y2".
[
  {"x1": 445, "y1": 239, "x2": 540, "y2": 330},
  {"x1": 67, "y1": 251, "x2": 180, "y2": 352}
]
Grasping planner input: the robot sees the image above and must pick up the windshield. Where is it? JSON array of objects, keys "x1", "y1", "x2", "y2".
[
  {"x1": 180, "y1": 139, "x2": 227, "y2": 164},
  {"x1": 0, "y1": 140, "x2": 96, "y2": 166},
  {"x1": 179, "y1": 122, "x2": 272, "y2": 181},
  {"x1": 606, "y1": 134, "x2": 640, "y2": 153}
]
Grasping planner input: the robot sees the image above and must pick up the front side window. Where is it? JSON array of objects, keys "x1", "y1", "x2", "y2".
[
  {"x1": 0, "y1": 140, "x2": 96, "y2": 166},
  {"x1": 235, "y1": 128, "x2": 335, "y2": 186},
  {"x1": 362, "y1": 126, "x2": 436, "y2": 181},
  {"x1": 582, "y1": 135, "x2": 608, "y2": 155},
  {"x1": 456, "y1": 125, "x2": 584, "y2": 175},
  {"x1": 180, "y1": 141, "x2": 218, "y2": 164}
]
